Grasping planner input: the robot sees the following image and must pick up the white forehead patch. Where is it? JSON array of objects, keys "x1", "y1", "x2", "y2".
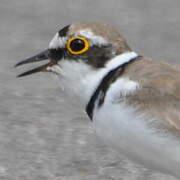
[
  {"x1": 77, "y1": 29, "x2": 108, "y2": 47},
  {"x1": 49, "y1": 33, "x2": 67, "y2": 49}
]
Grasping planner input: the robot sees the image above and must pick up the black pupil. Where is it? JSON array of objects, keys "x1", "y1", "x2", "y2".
[{"x1": 70, "y1": 39, "x2": 85, "y2": 52}]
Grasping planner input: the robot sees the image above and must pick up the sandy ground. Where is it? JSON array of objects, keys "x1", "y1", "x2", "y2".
[{"x1": 1, "y1": 0, "x2": 180, "y2": 179}]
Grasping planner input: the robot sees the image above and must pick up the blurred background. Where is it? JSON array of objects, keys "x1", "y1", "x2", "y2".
[{"x1": 0, "y1": 0, "x2": 180, "y2": 179}]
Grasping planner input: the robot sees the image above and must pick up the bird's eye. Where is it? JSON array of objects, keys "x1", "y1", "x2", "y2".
[{"x1": 66, "y1": 37, "x2": 90, "y2": 55}]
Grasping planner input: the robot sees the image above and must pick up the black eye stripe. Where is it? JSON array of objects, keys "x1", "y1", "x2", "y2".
[
  {"x1": 49, "y1": 48, "x2": 64, "y2": 60},
  {"x1": 70, "y1": 39, "x2": 85, "y2": 52}
]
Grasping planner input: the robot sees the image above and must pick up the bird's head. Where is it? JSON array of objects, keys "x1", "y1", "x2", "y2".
[
  {"x1": 15, "y1": 23, "x2": 136, "y2": 102},
  {"x1": 15, "y1": 23, "x2": 131, "y2": 76}
]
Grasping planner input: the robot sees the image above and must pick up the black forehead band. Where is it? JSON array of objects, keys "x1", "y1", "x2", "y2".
[{"x1": 58, "y1": 25, "x2": 70, "y2": 37}]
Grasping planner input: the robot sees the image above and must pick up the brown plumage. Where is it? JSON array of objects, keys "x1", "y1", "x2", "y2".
[
  {"x1": 69, "y1": 22, "x2": 131, "y2": 54},
  {"x1": 121, "y1": 56, "x2": 180, "y2": 133}
]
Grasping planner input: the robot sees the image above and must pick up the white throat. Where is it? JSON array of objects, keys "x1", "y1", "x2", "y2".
[{"x1": 48, "y1": 51, "x2": 138, "y2": 106}]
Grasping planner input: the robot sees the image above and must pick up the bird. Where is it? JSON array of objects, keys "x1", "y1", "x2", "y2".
[{"x1": 15, "y1": 22, "x2": 180, "y2": 179}]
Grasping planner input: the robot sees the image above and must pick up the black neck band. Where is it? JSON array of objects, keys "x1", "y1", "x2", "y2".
[{"x1": 86, "y1": 55, "x2": 141, "y2": 120}]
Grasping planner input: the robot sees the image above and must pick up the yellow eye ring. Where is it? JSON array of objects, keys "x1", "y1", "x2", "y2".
[{"x1": 66, "y1": 36, "x2": 90, "y2": 55}]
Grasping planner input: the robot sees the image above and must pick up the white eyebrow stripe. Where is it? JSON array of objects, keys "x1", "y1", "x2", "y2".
[
  {"x1": 77, "y1": 29, "x2": 109, "y2": 47},
  {"x1": 49, "y1": 29, "x2": 109, "y2": 49},
  {"x1": 49, "y1": 33, "x2": 67, "y2": 49}
]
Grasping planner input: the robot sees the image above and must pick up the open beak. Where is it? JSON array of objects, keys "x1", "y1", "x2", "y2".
[{"x1": 15, "y1": 49, "x2": 57, "y2": 77}]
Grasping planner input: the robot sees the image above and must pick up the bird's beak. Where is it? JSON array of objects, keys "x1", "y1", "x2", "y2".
[{"x1": 15, "y1": 49, "x2": 55, "y2": 77}]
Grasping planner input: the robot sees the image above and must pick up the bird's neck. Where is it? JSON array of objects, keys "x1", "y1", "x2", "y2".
[{"x1": 58, "y1": 51, "x2": 138, "y2": 107}]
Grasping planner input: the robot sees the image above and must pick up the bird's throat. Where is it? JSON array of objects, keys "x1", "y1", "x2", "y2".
[{"x1": 51, "y1": 52, "x2": 139, "y2": 107}]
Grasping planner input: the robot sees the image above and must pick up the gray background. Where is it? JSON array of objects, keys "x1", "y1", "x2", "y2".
[{"x1": 0, "y1": 0, "x2": 180, "y2": 179}]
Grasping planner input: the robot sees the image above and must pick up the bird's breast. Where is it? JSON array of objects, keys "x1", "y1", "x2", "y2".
[{"x1": 92, "y1": 77, "x2": 180, "y2": 177}]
